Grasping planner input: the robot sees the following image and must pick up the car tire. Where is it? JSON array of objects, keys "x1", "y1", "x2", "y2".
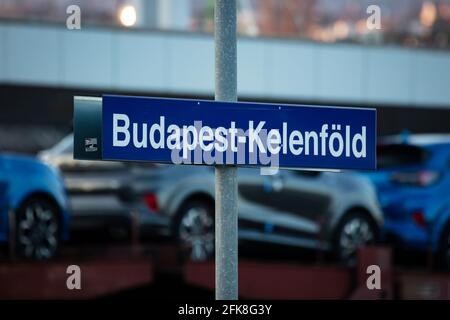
[
  {"x1": 438, "y1": 223, "x2": 450, "y2": 271},
  {"x1": 333, "y1": 212, "x2": 378, "y2": 266},
  {"x1": 15, "y1": 197, "x2": 60, "y2": 260},
  {"x1": 175, "y1": 200, "x2": 215, "y2": 262}
]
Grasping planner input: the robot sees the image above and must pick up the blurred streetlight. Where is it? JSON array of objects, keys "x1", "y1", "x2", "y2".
[
  {"x1": 119, "y1": 5, "x2": 137, "y2": 27},
  {"x1": 420, "y1": 1, "x2": 437, "y2": 28},
  {"x1": 333, "y1": 20, "x2": 350, "y2": 40}
]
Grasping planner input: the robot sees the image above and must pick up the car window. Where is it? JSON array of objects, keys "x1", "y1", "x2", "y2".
[
  {"x1": 377, "y1": 144, "x2": 428, "y2": 169},
  {"x1": 51, "y1": 134, "x2": 73, "y2": 155}
]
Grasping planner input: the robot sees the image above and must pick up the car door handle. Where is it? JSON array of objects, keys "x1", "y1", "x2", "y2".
[{"x1": 271, "y1": 176, "x2": 284, "y2": 192}]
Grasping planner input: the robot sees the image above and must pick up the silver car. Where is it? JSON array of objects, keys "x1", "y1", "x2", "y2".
[{"x1": 130, "y1": 164, "x2": 383, "y2": 265}]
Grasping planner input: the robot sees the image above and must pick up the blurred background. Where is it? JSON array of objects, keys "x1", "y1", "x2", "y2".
[
  {"x1": 0, "y1": 0, "x2": 450, "y2": 300},
  {"x1": 0, "y1": 0, "x2": 449, "y2": 153}
]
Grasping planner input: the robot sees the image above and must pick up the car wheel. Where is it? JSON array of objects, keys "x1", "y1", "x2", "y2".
[
  {"x1": 438, "y1": 223, "x2": 450, "y2": 271},
  {"x1": 334, "y1": 212, "x2": 377, "y2": 266},
  {"x1": 15, "y1": 197, "x2": 60, "y2": 260},
  {"x1": 176, "y1": 200, "x2": 215, "y2": 262}
]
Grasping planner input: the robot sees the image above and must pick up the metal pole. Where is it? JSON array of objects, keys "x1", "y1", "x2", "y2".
[{"x1": 215, "y1": 0, "x2": 238, "y2": 300}]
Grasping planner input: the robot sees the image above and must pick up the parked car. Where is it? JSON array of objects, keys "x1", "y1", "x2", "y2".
[
  {"x1": 41, "y1": 134, "x2": 383, "y2": 265},
  {"x1": 38, "y1": 135, "x2": 169, "y2": 241},
  {"x1": 363, "y1": 134, "x2": 450, "y2": 269},
  {"x1": 130, "y1": 164, "x2": 383, "y2": 265},
  {"x1": 0, "y1": 153, "x2": 70, "y2": 260}
]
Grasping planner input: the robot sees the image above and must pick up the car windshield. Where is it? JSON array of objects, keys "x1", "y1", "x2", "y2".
[{"x1": 377, "y1": 144, "x2": 428, "y2": 169}]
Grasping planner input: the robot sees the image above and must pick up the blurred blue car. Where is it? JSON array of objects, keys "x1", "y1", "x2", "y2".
[
  {"x1": 363, "y1": 134, "x2": 450, "y2": 268},
  {"x1": 0, "y1": 153, "x2": 70, "y2": 260}
]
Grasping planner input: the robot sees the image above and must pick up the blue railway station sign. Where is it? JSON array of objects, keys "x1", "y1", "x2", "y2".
[{"x1": 74, "y1": 95, "x2": 376, "y2": 170}]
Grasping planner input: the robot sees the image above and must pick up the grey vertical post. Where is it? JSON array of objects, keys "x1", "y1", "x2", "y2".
[{"x1": 215, "y1": 0, "x2": 238, "y2": 300}]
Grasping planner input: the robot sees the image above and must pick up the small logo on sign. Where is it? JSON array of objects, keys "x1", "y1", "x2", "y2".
[{"x1": 85, "y1": 138, "x2": 98, "y2": 152}]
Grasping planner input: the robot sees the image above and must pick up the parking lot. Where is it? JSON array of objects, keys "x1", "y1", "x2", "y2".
[{"x1": 1, "y1": 0, "x2": 450, "y2": 303}]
